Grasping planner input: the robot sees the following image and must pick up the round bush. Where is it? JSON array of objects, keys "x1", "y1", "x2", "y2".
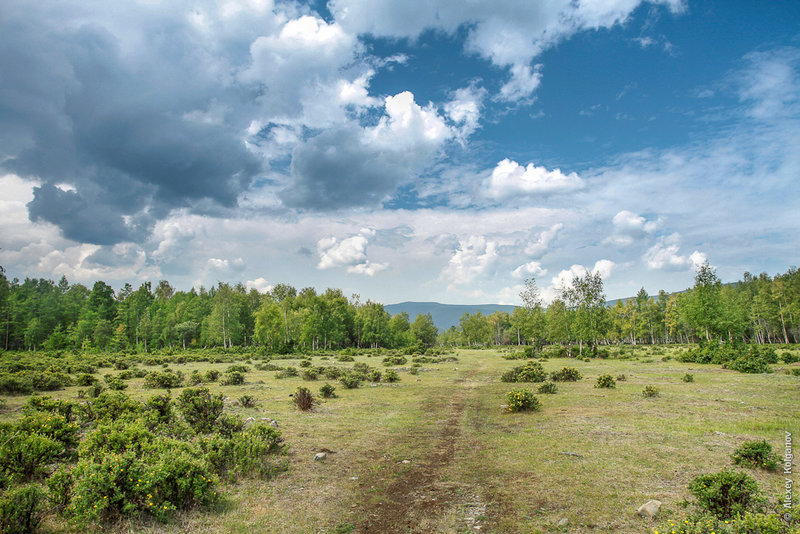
[
  {"x1": 595, "y1": 374, "x2": 616, "y2": 388},
  {"x1": 506, "y1": 389, "x2": 541, "y2": 413}
]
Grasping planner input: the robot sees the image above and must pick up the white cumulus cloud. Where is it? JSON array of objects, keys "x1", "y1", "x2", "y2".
[
  {"x1": 643, "y1": 234, "x2": 706, "y2": 270},
  {"x1": 487, "y1": 159, "x2": 584, "y2": 199},
  {"x1": 317, "y1": 228, "x2": 386, "y2": 275},
  {"x1": 511, "y1": 261, "x2": 547, "y2": 279},
  {"x1": 441, "y1": 235, "x2": 498, "y2": 287}
]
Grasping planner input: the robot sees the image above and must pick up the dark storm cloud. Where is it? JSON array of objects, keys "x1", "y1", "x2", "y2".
[
  {"x1": 281, "y1": 127, "x2": 411, "y2": 209},
  {"x1": 0, "y1": 1, "x2": 264, "y2": 244},
  {"x1": 27, "y1": 185, "x2": 134, "y2": 245}
]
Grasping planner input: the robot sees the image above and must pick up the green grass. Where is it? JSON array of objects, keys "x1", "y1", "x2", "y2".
[{"x1": 1, "y1": 346, "x2": 798, "y2": 533}]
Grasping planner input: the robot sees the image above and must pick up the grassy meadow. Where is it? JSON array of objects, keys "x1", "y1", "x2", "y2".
[{"x1": 1, "y1": 345, "x2": 798, "y2": 533}]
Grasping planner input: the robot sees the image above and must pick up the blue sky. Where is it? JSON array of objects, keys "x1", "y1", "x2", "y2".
[{"x1": 1, "y1": 0, "x2": 798, "y2": 304}]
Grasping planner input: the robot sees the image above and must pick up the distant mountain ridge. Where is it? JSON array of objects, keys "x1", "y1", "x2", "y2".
[{"x1": 384, "y1": 301, "x2": 517, "y2": 331}]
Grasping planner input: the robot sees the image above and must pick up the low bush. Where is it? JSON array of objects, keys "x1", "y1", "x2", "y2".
[
  {"x1": 298, "y1": 360, "x2": 312, "y2": 368},
  {"x1": 143, "y1": 370, "x2": 184, "y2": 389},
  {"x1": 0, "y1": 483, "x2": 47, "y2": 534},
  {"x1": 367, "y1": 369, "x2": 382, "y2": 382},
  {"x1": 537, "y1": 382, "x2": 557, "y2": 394},
  {"x1": 238, "y1": 394, "x2": 257, "y2": 408},
  {"x1": 501, "y1": 361, "x2": 546, "y2": 383},
  {"x1": 204, "y1": 370, "x2": 220, "y2": 382},
  {"x1": 292, "y1": 387, "x2": 314, "y2": 411},
  {"x1": 215, "y1": 414, "x2": 245, "y2": 437},
  {"x1": 177, "y1": 387, "x2": 224, "y2": 434},
  {"x1": 595, "y1": 374, "x2": 616, "y2": 388},
  {"x1": 337, "y1": 355, "x2": 355, "y2": 362},
  {"x1": 383, "y1": 369, "x2": 399, "y2": 383},
  {"x1": 339, "y1": 373, "x2": 361, "y2": 389},
  {"x1": 220, "y1": 371, "x2": 245, "y2": 385},
  {"x1": 688, "y1": 469, "x2": 763, "y2": 519},
  {"x1": 201, "y1": 423, "x2": 286, "y2": 481},
  {"x1": 275, "y1": 367, "x2": 298, "y2": 379},
  {"x1": 301, "y1": 368, "x2": 319, "y2": 381},
  {"x1": 550, "y1": 367, "x2": 581, "y2": 382},
  {"x1": 382, "y1": 355, "x2": 407, "y2": 366},
  {"x1": 105, "y1": 376, "x2": 127, "y2": 391},
  {"x1": 731, "y1": 440, "x2": 779, "y2": 471},
  {"x1": 505, "y1": 389, "x2": 541, "y2": 413},
  {"x1": 682, "y1": 373, "x2": 695, "y2": 382},
  {"x1": 319, "y1": 383, "x2": 337, "y2": 398},
  {"x1": 616, "y1": 373, "x2": 627, "y2": 381},
  {"x1": 781, "y1": 351, "x2": 800, "y2": 364},
  {"x1": 642, "y1": 385, "x2": 658, "y2": 397}
]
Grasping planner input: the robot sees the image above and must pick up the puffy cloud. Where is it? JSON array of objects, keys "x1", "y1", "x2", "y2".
[
  {"x1": 282, "y1": 91, "x2": 453, "y2": 209},
  {"x1": 347, "y1": 261, "x2": 389, "y2": 276},
  {"x1": 523, "y1": 223, "x2": 563, "y2": 257},
  {"x1": 330, "y1": 0, "x2": 684, "y2": 101},
  {"x1": 542, "y1": 259, "x2": 616, "y2": 303},
  {"x1": 207, "y1": 257, "x2": 245, "y2": 272},
  {"x1": 246, "y1": 277, "x2": 273, "y2": 293},
  {"x1": 604, "y1": 210, "x2": 660, "y2": 247},
  {"x1": 511, "y1": 261, "x2": 547, "y2": 279},
  {"x1": 445, "y1": 85, "x2": 486, "y2": 140},
  {"x1": 317, "y1": 228, "x2": 386, "y2": 275},
  {"x1": 441, "y1": 235, "x2": 498, "y2": 287},
  {"x1": 643, "y1": 234, "x2": 706, "y2": 270},
  {"x1": 487, "y1": 159, "x2": 584, "y2": 199}
]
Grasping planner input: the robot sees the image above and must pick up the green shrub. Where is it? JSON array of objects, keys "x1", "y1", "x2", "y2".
[
  {"x1": 177, "y1": 388, "x2": 224, "y2": 434},
  {"x1": 47, "y1": 465, "x2": 74, "y2": 513},
  {"x1": 642, "y1": 385, "x2": 658, "y2": 397},
  {"x1": 382, "y1": 355, "x2": 407, "y2": 366},
  {"x1": 616, "y1": 373, "x2": 627, "y2": 381},
  {"x1": 215, "y1": 414, "x2": 245, "y2": 438},
  {"x1": 408, "y1": 366, "x2": 419, "y2": 375},
  {"x1": 105, "y1": 376, "x2": 128, "y2": 391},
  {"x1": 201, "y1": 423, "x2": 285, "y2": 480},
  {"x1": 787, "y1": 368, "x2": 800, "y2": 377},
  {"x1": 501, "y1": 361, "x2": 546, "y2": 383},
  {"x1": 0, "y1": 431, "x2": 64, "y2": 481},
  {"x1": 595, "y1": 374, "x2": 616, "y2": 388},
  {"x1": 0, "y1": 373, "x2": 34, "y2": 395},
  {"x1": 336, "y1": 355, "x2": 355, "y2": 362},
  {"x1": 275, "y1": 367, "x2": 298, "y2": 379},
  {"x1": 339, "y1": 373, "x2": 361, "y2": 389},
  {"x1": 90, "y1": 391, "x2": 140, "y2": 422},
  {"x1": 226, "y1": 364, "x2": 250, "y2": 374},
  {"x1": 367, "y1": 369, "x2": 382, "y2": 382},
  {"x1": 0, "y1": 484, "x2": 47, "y2": 534},
  {"x1": 143, "y1": 370, "x2": 184, "y2": 389},
  {"x1": 301, "y1": 368, "x2": 319, "y2": 381},
  {"x1": 688, "y1": 469, "x2": 763, "y2": 519},
  {"x1": 292, "y1": 387, "x2": 314, "y2": 411},
  {"x1": 537, "y1": 382, "x2": 558, "y2": 394},
  {"x1": 781, "y1": 352, "x2": 800, "y2": 364},
  {"x1": 550, "y1": 367, "x2": 582, "y2": 382},
  {"x1": 505, "y1": 389, "x2": 541, "y2": 413},
  {"x1": 220, "y1": 371, "x2": 245, "y2": 385},
  {"x1": 383, "y1": 369, "x2": 399, "y2": 383},
  {"x1": 541, "y1": 345, "x2": 568, "y2": 358},
  {"x1": 75, "y1": 373, "x2": 98, "y2": 386},
  {"x1": 143, "y1": 393, "x2": 174, "y2": 428},
  {"x1": 682, "y1": 373, "x2": 695, "y2": 382},
  {"x1": 319, "y1": 383, "x2": 337, "y2": 398},
  {"x1": 17, "y1": 410, "x2": 80, "y2": 452},
  {"x1": 322, "y1": 367, "x2": 342, "y2": 380},
  {"x1": 204, "y1": 370, "x2": 220, "y2": 382},
  {"x1": 238, "y1": 395, "x2": 257, "y2": 408},
  {"x1": 298, "y1": 360, "x2": 311, "y2": 368},
  {"x1": 70, "y1": 442, "x2": 217, "y2": 523},
  {"x1": 731, "y1": 440, "x2": 779, "y2": 471}
]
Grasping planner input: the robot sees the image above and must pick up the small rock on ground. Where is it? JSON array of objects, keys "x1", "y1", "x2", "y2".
[
  {"x1": 557, "y1": 518, "x2": 569, "y2": 526},
  {"x1": 635, "y1": 500, "x2": 661, "y2": 518},
  {"x1": 313, "y1": 452, "x2": 327, "y2": 461}
]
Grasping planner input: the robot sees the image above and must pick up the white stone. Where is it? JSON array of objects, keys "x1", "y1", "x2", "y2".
[{"x1": 635, "y1": 500, "x2": 661, "y2": 518}]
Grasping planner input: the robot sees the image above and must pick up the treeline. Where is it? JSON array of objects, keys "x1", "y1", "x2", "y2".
[
  {"x1": 0, "y1": 269, "x2": 437, "y2": 352},
  {"x1": 442, "y1": 265, "x2": 800, "y2": 351},
  {"x1": 1, "y1": 263, "x2": 798, "y2": 354}
]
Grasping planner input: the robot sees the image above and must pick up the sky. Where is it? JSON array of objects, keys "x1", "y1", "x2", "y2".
[{"x1": 1, "y1": 0, "x2": 799, "y2": 305}]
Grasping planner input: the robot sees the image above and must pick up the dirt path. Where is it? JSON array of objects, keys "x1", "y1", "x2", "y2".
[{"x1": 354, "y1": 380, "x2": 472, "y2": 533}]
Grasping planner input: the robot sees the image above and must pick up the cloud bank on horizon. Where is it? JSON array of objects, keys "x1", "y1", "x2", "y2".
[{"x1": 1, "y1": 0, "x2": 798, "y2": 305}]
